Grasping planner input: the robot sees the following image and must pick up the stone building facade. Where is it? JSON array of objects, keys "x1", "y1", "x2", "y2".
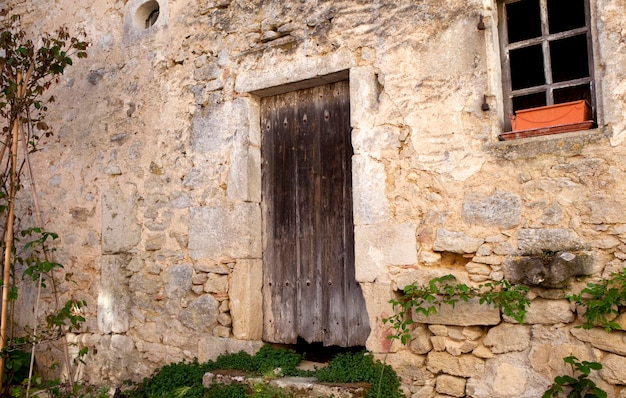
[{"x1": 3, "y1": 0, "x2": 626, "y2": 396}]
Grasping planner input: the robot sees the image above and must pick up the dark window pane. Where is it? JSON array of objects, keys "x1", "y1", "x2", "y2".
[
  {"x1": 550, "y1": 34, "x2": 590, "y2": 82},
  {"x1": 548, "y1": 0, "x2": 586, "y2": 33},
  {"x1": 506, "y1": 0, "x2": 542, "y2": 43},
  {"x1": 512, "y1": 92, "x2": 547, "y2": 113},
  {"x1": 510, "y1": 45, "x2": 545, "y2": 90},
  {"x1": 554, "y1": 84, "x2": 591, "y2": 105}
]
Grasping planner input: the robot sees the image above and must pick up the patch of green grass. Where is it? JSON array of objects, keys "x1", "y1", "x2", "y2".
[
  {"x1": 205, "y1": 383, "x2": 247, "y2": 398},
  {"x1": 124, "y1": 345, "x2": 404, "y2": 398},
  {"x1": 316, "y1": 351, "x2": 403, "y2": 398}
]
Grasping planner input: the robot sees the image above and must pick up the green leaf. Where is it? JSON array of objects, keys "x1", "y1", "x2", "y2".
[
  {"x1": 555, "y1": 375, "x2": 577, "y2": 384},
  {"x1": 563, "y1": 356, "x2": 577, "y2": 365},
  {"x1": 591, "y1": 388, "x2": 608, "y2": 398},
  {"x1": 586, "y1": 362, "x2": 602, "y2": 370}
]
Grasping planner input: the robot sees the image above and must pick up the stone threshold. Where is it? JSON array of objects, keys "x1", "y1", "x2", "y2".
[{"x1": 202, "y1": 369, "x2": 369, "y2": 398}]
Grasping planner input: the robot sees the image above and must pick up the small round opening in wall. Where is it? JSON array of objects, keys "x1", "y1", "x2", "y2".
[{"x1": 135, "y1": 0, "x2": 160, "y2": 29}]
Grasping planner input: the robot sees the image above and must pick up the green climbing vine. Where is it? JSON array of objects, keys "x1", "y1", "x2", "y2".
[
  {"x1": 383, "y1": 274, "x2": 530, "y2": 344},
  {"x1": 383, "y1": 272, "x2": 625, "y2": 398},
  {"x1": 568, "y1": 267, "x2": 626, "y2": 332}
]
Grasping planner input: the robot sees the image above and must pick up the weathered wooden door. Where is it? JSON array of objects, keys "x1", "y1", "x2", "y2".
[{"x1": 261, "y1": 81, "x2": 370, "y2": 347}]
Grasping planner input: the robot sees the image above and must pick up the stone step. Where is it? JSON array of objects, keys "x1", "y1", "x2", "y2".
[{"x1": 203, "y1": 371, "x2": 369, "y2": 397}]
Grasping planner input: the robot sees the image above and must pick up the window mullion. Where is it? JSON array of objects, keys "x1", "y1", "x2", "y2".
[
  {"x1": 499, "y1": 1, "x2": 514, "y2": 128},
  {"x1": 540, "y1": 0, "x2": 553, "y2": 105},
  {"x1": 583, "y1": 0, "x2": 596, "y2": 119},
  {"x1": 506, "y1": 27, "x2": 589, "y2": 50}
]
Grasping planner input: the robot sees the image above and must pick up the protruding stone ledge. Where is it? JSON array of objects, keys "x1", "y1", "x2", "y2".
[
  {"x1": 503, "y1": 250, "x2": 594, "y2": 288},
  {"x1": 412, "y1": 298, "x2": 500, "y2": 326},
  {"x1": 487, "y1": 128, "x2": 607, "y2": 160}
]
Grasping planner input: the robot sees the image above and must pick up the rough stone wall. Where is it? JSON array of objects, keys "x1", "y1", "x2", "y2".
[{"x1": 3, "y1": 0, "x2": 626, "y2": 396}]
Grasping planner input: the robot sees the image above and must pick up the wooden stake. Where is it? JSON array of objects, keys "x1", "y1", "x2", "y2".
[{"x1": 0, "y1": 103, "x2": 20, "y2": 389}]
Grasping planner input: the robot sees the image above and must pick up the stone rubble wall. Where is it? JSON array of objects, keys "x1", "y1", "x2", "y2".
[{"x1": 3, "y1": 0, "x2": 626, "y2": 396}]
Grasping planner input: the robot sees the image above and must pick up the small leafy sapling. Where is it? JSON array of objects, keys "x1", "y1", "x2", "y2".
[
  {"x1": 542, "y1": 355, "x2": 607, "y2": 398},
  {"x1": 0, "y1": 9, "x2": 89, "y2": 392}
]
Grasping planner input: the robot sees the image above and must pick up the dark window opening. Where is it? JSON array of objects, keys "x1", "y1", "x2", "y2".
[
  {"x1": 134, "y1": 1, "x2": 160, "y2": 30},
  {"x1": 146, "y1": 9, "x2": 160, "y2": 28},
  {"x1": 506, "y1": 0, "x2": 542, "y2": 43},
  {"x1": 550, "y1": 34, "x2": 590, "y2": 82},
  {"x1": 513, "y1": 92, "x2": 547, "y2": 113},
  {"x1": 499, "y1": 0, "x2": 595, "y2": 132},
  {"x1": 554, "y1": 84, "x2": 592, "y2": 104},
  {"x1": 548, "y1": 0, "x2": 586, "y2": 33},
  {"x1": 510, "y1": 45, "x2": 545, "y2": 90}
]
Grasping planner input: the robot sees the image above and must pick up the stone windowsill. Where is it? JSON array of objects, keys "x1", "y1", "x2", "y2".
[{"x1": 487, "y1": 127, "x2": 608, "y2": 160}]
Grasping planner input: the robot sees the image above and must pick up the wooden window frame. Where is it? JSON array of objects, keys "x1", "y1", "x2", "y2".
[{"x1": 498, "y1": 0, "x2": 596, "y2": 131}]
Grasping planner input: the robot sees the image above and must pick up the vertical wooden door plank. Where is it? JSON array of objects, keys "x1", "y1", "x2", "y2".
[
  {"x1": 296, "y1": 87, "x2": 322, "y2": 343},
  {"x1": 261, "y1": 96, "x2": 276, "y2": 342},
  {"x1": 321, "y1": 82, "x2": 347, "y2": 346},
  {"x1": 262, "y1": 93, "x2": 298, "y2": 343}
]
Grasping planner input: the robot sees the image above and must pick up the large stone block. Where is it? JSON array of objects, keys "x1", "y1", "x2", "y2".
[
  {"x1": 178, "y1": 295, "x2": 219, "y2": 333},
  {"x1": 412, "y1": 298, "x2": 500, "y2": 326},
  {"x1": 110, "y1": 334, "x2": 136, "y2": 354},
  {"x1": 361, "y1": 282, "x2": 400, "y2": 354},
  {"x1": 384, "y1": 351, "x2": 429, "y2": 387},
  {"x1": 164, "y1": 264, "x2": 193, "y2": 299},
  {"x1": 353, "y1": 126, "x2": 403, "y2": 158},
  {"x1": 409, "y1": 325, "x2": 433, "y2": 355},
  {"x1": 129, "y1": 272, "x2": 161, "y2": 295},
  {"x1": 190, "y1": 99, "x2": 251, "y2": 153},
  {"x1": 516, "y1": 228, "x2": 585, "y2": 253},
  {"x1": 466, "y1": 351, "x2": 550, "y2": 398},
  {"x1": 529, "y1": 341, "x2": 594, "y2": 377},
  {"x1": 426, "y1": 351, "x2": 485, "y2": 378},
  {"x1": 392, "y1": 267, "x2": 470, "y2": 291},
  {"x1": 492, "y1": 362, "x2": 527, "y2": 396},
  {"x1": 600, "y1": 354, "x2": 626, "y2": 385},
  {"x1": 436, "y1": 374, "x2": 466, "y2": 397},
  {"x1": 189, "y1": 203, "x2": 262, "y2": 259},
  {"x1": 230, "y1": 259, "x2": 263, "y2": 340},
  {"x1": 570, "y1": 328, "x2": 626, "y2": 355},
  {"x1": 484, "y1": 323, "x2": 531, "y2": 353},
  {"x1": 234, "y1": 47, "x2": 355, "y2": 94},
  {"x1": 197, "y1": 336, "x2": 264, "y2": 363},
  {"x1": 350, "y1": 66, "x2": 379, "y2": 130},
  {"x1": 512, "y1": 299, "x2": 574, "y2": 324},
  {"x1": 204, "y1": 274, "x2": 229, "y2": 294},
  {"x1": 102, "y1": 188, "x2": 141, "y2": 254},
  {"x1": 352, "y1": 155, "x2": 389, "y2": 225},
  {"x1": 585, "y1": 195, "x2": 626, "y2": 224},
  {"x1": 355, "y1": 223, "x2": 417, "y2": 282},
  {"x1": 227, "y1": 144, "x2": 261, "y2": 202},
  {"x1": 462, "y1": 191, "x2": 521, "y2": 229},
  {"x1": 433, "y1": 229, "x2": 484, "y2": 254},
  {"x1": 98, "y1": 255, "x2": 131, "y2": 333}
]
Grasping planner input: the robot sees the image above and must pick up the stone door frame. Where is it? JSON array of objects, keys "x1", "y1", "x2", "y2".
[{"x1": 234, "y1": 54, "x2": 383, "y2": 344}]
